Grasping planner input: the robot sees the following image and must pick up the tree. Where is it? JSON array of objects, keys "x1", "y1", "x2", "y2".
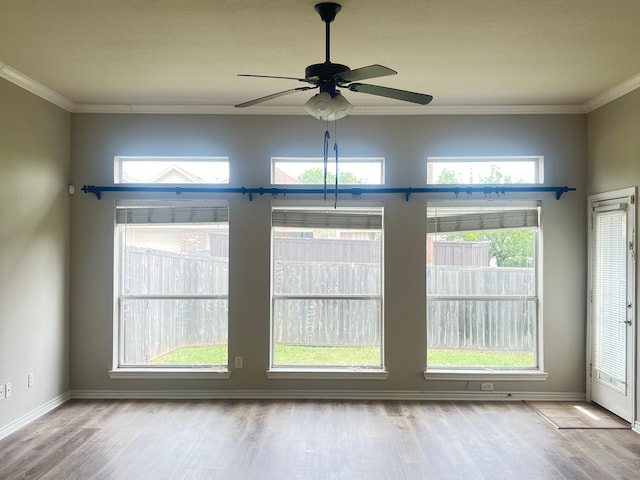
[
  {"x1": 436, "y1": 166, "x2": 533, "y2": 268},
  {"x1": 297, "y1": 167, "x2": 362, "y2": 185},
  {"x1": 447, "y1": 229, "x2": 535, "y2": 268},
  {"x1": 438, "y1": 165, "x2": 525, "y2": 185},
  {"x1": 437, "y1": 169, "x2": 460, "y2": 184},
  {"x1": 479, "y1": 164, "x2": 513, "y2": 184}
]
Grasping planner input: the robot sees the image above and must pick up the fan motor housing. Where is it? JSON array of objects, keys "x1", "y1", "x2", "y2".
[{"x1": 305, "y1": 62, "x2": 350, "y2": 83}]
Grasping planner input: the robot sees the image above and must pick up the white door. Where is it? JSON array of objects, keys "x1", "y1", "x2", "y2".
[{"x1": 588, "y1": 188, "x2": 636, "y2": 422}]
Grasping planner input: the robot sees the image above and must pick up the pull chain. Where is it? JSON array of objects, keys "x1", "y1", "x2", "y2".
[
  {"x1": 323, "y1": 126, "x2": 330, "y2": 201},
  {"x1": 333, "y1": 121, "x2": 339, "y2": 208},
  {"x1": 322, "y1": 120, "x2": 339, "y2": 207}
]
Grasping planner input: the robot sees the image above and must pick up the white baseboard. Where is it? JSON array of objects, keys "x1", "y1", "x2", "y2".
[
  {"x1": 0, "y1": 392, "x2": 71, "y2": 441},
  {"x1": 71, "y1": 389, "x2": 585, "y2": 402}
]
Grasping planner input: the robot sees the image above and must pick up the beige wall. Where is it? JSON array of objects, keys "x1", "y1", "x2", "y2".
[
  {"x1": 587, "y1": 88, "x2": 640, "y2": 194},
  {"x1": 0, "y1": 78, "x2": 70, "y2": 432},
  {"x1": 587, "y1": 89, "x2": 640, "y2": 424},
  {"x1": 70, "y1": 112, "x2": 587, "y2": 397}
]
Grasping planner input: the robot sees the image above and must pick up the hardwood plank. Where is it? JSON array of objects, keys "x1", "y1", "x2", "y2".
[{"x1": 2, "y1": 400, "x2": 640, "y2": 479}]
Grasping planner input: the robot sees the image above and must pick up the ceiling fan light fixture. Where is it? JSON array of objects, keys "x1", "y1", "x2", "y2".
[
  {"x1": 329, "y1": 92, "x2": 352, "y2": 120},
  {"x1": 304, "y1": 92, "x2": 333, "y2": 118},
  {"x1": 304, "y1": 91, "x2": 352, "y2": 121}
]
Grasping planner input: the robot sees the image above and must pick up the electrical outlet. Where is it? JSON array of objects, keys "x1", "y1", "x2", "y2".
[
  {"x1": 5, "y1": 382, "x2": 12, "y2": 398},
  {"x1": 0, "y1": 384, "x2": 4, "y2": 400},
  {"x1": 28, "y1": 373, "x2": 34, "y2": 388},
  {"x1": 235, "y1": 356, "x2": 243, "y2": 369},
  {"x1": 481, "y1": 382, "x2": 493, "y2": 391}
]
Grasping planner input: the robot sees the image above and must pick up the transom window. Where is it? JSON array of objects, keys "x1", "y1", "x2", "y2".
[
  {"x1": 115, "y1": 201, "x2": 229, "y2": 369},
  {"x1": 115, "y1": 156, "x2": 229, "y2": 184},
  {"x1": 427, "y1": 156, "x2": 543, "y2": 185},
  {"x1": 426, "y1": 202, "x2": 540, "y2": 370},
  {"x1": 272, "y1": 157, "x2": 384, "y2": 185},
  {"x1": 271, "y1": 204, "x2": 384, "y2": 369}
]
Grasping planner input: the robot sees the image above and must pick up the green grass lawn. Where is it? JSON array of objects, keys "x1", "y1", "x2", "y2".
[
  {"x1": 273, "y1": 345, "x2": 380, "y2": 366},
  {"x1": 149, "y1": 344, "x2": 534, "y2": 368},
  {"x1": 427, "y1": 349, "x2": 534, "y2": 368}
]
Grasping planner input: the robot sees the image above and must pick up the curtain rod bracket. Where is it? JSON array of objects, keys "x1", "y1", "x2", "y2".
[{"x1": 81, "y1": 185, "x2": 102, "y2": 199}]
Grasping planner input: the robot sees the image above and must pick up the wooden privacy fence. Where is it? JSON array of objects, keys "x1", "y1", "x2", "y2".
[
  {"x1": 427, "y1": 266, "x2": 536, "y2": 351},
  {"x1": 273, "y1": 263, "x2": 536, "y2": 351},
  {"x1": 273, "y1": 261, "x2": 382, "y2": 347},
  {"x1": 121, "y1": 245, "x2": 536, "y2": 364},
  {"x1": 121, "y1": 247, "x2": 228, "y2": 364}
]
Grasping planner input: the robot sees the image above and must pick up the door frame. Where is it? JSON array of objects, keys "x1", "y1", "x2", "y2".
[{"x1": 586, "y1": 187, "x2": 636, "y2": 423}]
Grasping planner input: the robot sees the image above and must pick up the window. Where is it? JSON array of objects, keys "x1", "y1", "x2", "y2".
[
  {"x1": 270, "y1": 205, "x2": 384, "y2": 371},
  {"x1": 115, "y1": 156, "x2": 229, "y2": 184},
  {"x1": 427, "y1": 156, "x2": 543, "y2": 185},
  {"x1": 272, "y1": 157, "x2": 384, "y2": 185},
  {"x1": 114, "y1": 201, "x2": 229, "y2": 372},
  {"x1": 426, "y1": 202, "x2": 540, "y2": 371}
]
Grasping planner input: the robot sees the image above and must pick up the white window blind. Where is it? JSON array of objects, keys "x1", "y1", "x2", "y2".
[
  {"x1": 592, "y1": 206, "x2": 628, "y2": 384},
  {"x1": 272, "y1": 208, "x2": 382, "y2": 230},
  {"x1": 426, "y1": 207, "x2": 539, "y2": 234},
  {"x1": 116, "y1": 206, "x2": 229, "y2": 224}
]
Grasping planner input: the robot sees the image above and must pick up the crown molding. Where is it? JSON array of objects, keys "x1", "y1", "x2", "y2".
[
  {"x1": 72, "y1": 103, "x2": 585, "y2": 115},
  {"x1": 583, "y1": 72, "x2": 640, "y2": 112},
  {"x1": 0, "y1": 62, "x2": 75, "y2": 111}
]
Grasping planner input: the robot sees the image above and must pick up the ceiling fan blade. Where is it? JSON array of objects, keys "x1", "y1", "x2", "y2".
[
  {"x1": 238, "y1": 74, "x2": 309, "y2": 83},
  {"x1": 335, "y1": 64, "x2": 397, "y2": 83},
  {"x1": 235, "y1": 86, "x2": 315, "y2": 108},
  {"x1": 347, "y1": 83, "x2": 433, "y2": 105}
]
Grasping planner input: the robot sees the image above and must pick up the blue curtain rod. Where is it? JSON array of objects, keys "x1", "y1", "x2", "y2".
[{"x1": 81, "y1": 184, "x2": 576, "y2": 201}]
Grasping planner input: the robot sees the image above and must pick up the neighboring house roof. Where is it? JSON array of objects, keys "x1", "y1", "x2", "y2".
[
  {"x1": 149, "y1": 165, "x2": 207, "y2": 183},
  {"x1": 274, "y1": 167, "x2": 299, "y2": 185}
]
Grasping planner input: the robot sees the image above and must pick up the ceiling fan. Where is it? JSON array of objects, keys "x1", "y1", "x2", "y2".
[{"x1": 235, "y1": 2, "x2": 433, "y2": 120}]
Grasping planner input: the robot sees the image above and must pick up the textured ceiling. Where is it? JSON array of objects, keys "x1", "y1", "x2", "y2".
[{"x1": 1, "y1": 0, "x2": 640, "y2": 112}]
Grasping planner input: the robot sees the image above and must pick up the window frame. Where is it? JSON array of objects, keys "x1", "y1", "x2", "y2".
[
  {"x1": 267, "y1": 201, "x2": 387, "y2": 379},
  {"x1": 110, "y1": 199, "x2": 231, "y2": 379},
  {"x1": 424, "y1": 200, "x2": 547, "y2": 381}
]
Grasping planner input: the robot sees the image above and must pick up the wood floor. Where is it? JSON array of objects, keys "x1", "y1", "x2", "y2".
[{"x1": 1, "y1": 400, "x2": 639, "y2": 479}]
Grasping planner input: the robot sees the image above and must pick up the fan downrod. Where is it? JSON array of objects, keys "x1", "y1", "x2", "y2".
[{"x1": 307, "y1": 2, "x2": 348, "y2": 92}]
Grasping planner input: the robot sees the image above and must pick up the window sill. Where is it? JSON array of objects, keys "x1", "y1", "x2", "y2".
[
  {"x1": 109, "y1": 368, "x2": 231, "y2": 380},
  {"x1": 424, "y1": 369, "x2": 548, "y2": 382},
  {"x1": 267, "y1": 368, "x2": 388, "y2": 380}
]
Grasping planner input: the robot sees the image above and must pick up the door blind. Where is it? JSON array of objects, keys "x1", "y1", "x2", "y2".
[{"x1": 592, "y1": 208, "x2": 627, "y2": 385}]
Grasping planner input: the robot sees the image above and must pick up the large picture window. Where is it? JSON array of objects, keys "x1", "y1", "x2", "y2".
[
  {"x1": 115, "y1": 201, "x2": 229, "y2": 369},
  {"x1": 426, "y1": 203, "x2": 540, "y2": 370},
  {"x1": 271, "y1": 205, "x2": 384, "y2": 369}
]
